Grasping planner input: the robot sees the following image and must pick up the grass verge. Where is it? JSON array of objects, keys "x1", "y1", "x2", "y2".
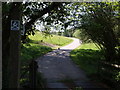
[
  {"x1": 20, "y1": 43, "x2": 52, "y2": 87},
  {"x1": 70, "y1": 43, "x2": 120, "y2": 88},
  {"x1": 21, "y1": 43, "x2": 52, "y2": 66},
  {"x1": 77, "y1": 43, "x2": 100, "y2": 50},
  {"x1": 70, "y1": 43, "x2": 104, "y2": 77}
]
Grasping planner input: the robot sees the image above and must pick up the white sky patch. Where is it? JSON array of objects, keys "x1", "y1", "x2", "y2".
[{"x1": 35, "y1": 20, "x2": 65, "y2": 33}]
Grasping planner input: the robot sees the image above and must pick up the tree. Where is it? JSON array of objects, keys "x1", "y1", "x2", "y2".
[
  {"x1": 3, "y1": 2, "x2": 120, "y2": 88},
  {"x1": 2, "y1": 2, "x2": 70, "y2": 88},
  {"x1": 22, "y1": 2, "x2": 69, "y2": 41},
  {"x1": 79, "y1": 2, "x2": 120, "y2": 63},
  {"x1": 2, "y1": 2, "x2": 22, "y2": 88},
  {"x1": 73, "y1": 29, "x2": 92, "y2": 43}
]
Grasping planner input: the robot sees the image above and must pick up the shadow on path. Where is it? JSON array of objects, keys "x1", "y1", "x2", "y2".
[{"x1": 37, "y1": 49, "x2": 105, "y2": 89}]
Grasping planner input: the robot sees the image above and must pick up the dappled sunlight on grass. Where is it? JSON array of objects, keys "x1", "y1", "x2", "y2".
[
  {"x1": 70, "y1": 43, "x2": 104, "y2": 75},
  {"x1": 70, "y1": 49, "x2": 104, "y2": 75},
  {"x1": 70, "y1": 43, "x2": 120, "y2": 88}
]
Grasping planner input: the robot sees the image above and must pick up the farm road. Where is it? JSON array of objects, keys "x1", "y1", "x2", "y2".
[{"x1": 37, "y1": 38, "x2": 105, "y2": 89}]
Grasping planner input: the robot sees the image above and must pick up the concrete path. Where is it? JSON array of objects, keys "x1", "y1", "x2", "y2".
[
  {"x1": 60, "y1": 38, "x2": 81, "y2": 50},
  {"x1": 36, "y1": 38, "x2": 104, "y2": 89}
]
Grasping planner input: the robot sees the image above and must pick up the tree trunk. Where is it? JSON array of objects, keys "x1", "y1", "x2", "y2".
[
  {"x1": 2, "y1": 3, "x2": 11, "y2": 88},
  {"x1": 7, "y1": 2, "x2": 22, "y2": 88}
]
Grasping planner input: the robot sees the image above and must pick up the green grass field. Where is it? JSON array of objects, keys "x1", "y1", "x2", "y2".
[
  {"x1": 70, "y1": 43, "x2": 104, "y2": 75},
  {"x1": 77, "y1": 43, "x2": 99, "y2": 50},
  {"x1": 29, "y1": 31, "x2": 73, "y2": 46}
]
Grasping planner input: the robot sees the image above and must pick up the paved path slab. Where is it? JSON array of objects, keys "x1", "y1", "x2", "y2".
[{"x1": 37, "y1": 38, "x2": 105, "y2": 89}]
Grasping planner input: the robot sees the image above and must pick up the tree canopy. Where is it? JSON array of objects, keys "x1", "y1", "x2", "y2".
[
  {"x1": 2, "y1": 1, "x2": 120, "y2": 88},
  {"x1": 80, "y1": 2, "x2": 120, "y2": 62}
]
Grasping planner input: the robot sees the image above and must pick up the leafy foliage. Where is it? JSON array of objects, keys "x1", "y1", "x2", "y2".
[
  {"x1": 73, "y1": 29, "x2": 92, "y2": 43},
  {"x1": 79, "y1": 2, "x2": 120, "y2": 62},
  {"x1": 2, "y1": 2, "x2": 71, "y2": 43},
  {"x1": 2, "y1": 2, "x2": 120, "y2": 88},
  {"x1": 22, "y1": 2, "x2": 70, "y2": 41}
]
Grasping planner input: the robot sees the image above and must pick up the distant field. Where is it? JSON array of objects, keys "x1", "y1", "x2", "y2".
[
  {"x1": 29, "y1": 31, "x2": 73, "y2": 46},
  {"x1": 21, "y1": 31, "x2": 73, "y2": 66},
  {"x1": 77, "y1": 43, "x2": 99, "y2": 50}
]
